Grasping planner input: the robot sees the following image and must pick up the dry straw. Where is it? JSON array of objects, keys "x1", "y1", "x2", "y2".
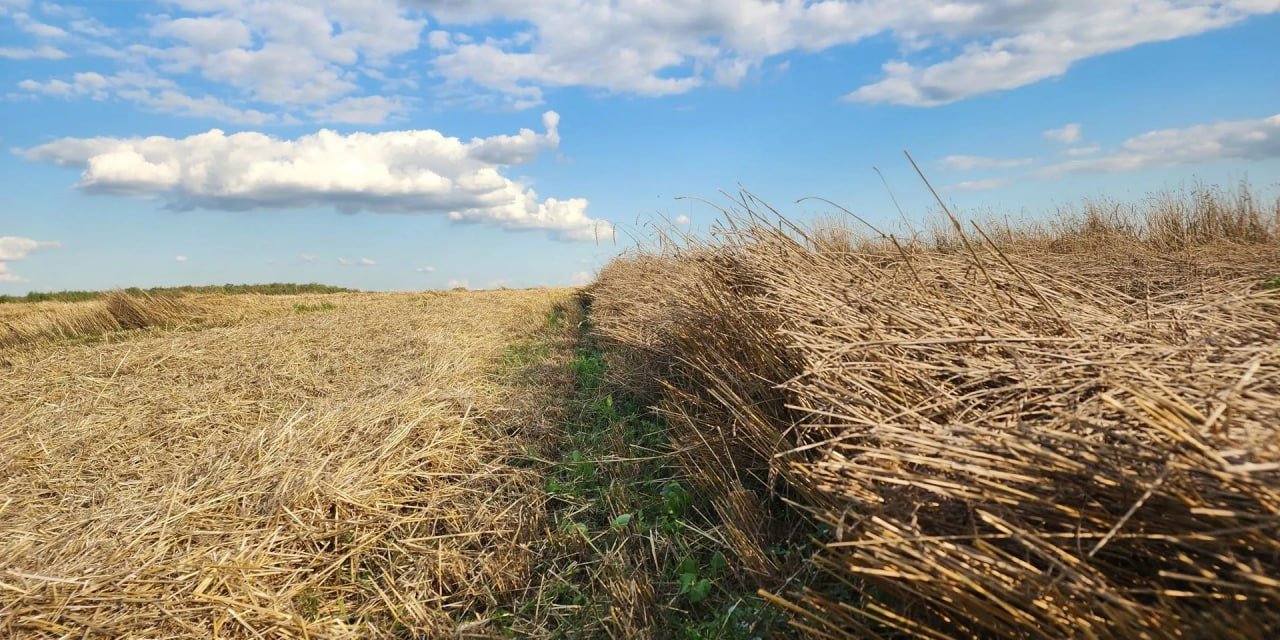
[
  {"x1": 0, "y1": 290, "x2": 295, "y2": 349},
  {"x1": 1, "y1": 290, "x2": 566, "y2": 638},
  {"x1": 589, "y1": 184, "x2": 1280, "y2": 638}
]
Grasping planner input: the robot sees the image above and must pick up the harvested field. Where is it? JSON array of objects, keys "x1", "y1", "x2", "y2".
[
  {"x1": 0, "y1": 290, "x2": 569, "y2": 638},
  {"x1": 4, "y1": 187, "x2": 1279, "y2": 639},
  {"x1": 588, "y1": 187, "x2": 1280, "y2": 638},
  {"x1": 0, "y1": 290, "x2": 349, "y2": 349}
]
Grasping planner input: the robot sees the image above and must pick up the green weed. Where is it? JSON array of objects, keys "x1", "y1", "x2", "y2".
[
  {"x1": 292, "y1": 302, "x2": 336, "y2": 314},
  {"x1": 529, "y1": 308, "x2": 789, "y2": 637}
]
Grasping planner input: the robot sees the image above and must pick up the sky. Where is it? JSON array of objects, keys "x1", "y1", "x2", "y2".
[{"x1": 1, "y1": 0, "x2": 1278, "y2": 294}]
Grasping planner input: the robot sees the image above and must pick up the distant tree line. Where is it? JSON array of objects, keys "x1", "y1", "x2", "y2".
[{"x1": 0, "y1": 283, "x2": 356, "y2": 304}]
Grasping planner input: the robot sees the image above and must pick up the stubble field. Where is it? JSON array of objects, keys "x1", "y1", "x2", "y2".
[
  {"x1": 1, "y1": 290, "x2": 570, "y2": 638},
  {"x1": 2, "y1": 186, "x2": 1279, "y2": 639}
]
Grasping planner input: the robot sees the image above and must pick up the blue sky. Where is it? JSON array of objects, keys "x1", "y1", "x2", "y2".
[{"x1": 1, "y1": 0, "x2": 1278, "y2": 294}]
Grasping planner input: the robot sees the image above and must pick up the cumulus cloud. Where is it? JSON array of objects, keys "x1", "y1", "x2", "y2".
[
  {"x1": 416, "y1": 0, "x2": 1280, "y2": 108},
  {"x1": 0, "y1": 236, "x2": 60, "y2": 282},
  {"x1": 941, "y1": 155, "x2": 1034, "y2": 171},
  {"x1": 147, "y1": 0, "x2": 425, "y2": 106},
  {"x1": 23, "y1": 111, "x2": 607, "y2": 240},
  {"x1": 1045, "y1": 123, "x2": 1083, "y2": 144},
  {"x1": 416, "y1": 265, "x2": 436, "y2": 272},
  {"x1": 12, "y1": 0, "x2": 426, "y2": 124},
  {"x1": 845, "y1": 1, "x2": 1276, "y2": 106},
  {"x1": 358, "y1": 257, "x2": 377, "y2": 266},
  {"x1": 1041, "y1": 113, "x2": 1280, "y2": 175},
  {"x1": 174, "y1": 255, "x2": 188, "y2": 262},
  {"x1": 446, "y1": 278, "x2": 468, "y2": 289},
  {"x1": 151, "y1": 16, "x2": 252, "y2": 53},
  {"x1": 301, "y1": 253, "x2": 317, "y2": 262},
  {"x1": 12, "y1": 0, "x2": 1279, "y2": 119},
  {"x1": 674, "y1": 214, "x2": 691, "y2": 226},
  {"x1": 337, "y1": 257, "x2": 353, "y2": 266},
  {"x1": 423, "y1": 0, "x2": 864, "y2": 105}
]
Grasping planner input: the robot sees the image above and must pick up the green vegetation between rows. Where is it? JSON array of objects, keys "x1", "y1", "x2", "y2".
[
  {"x1": 0, "y1": 283, "x2": 355, "y2": 304},
  {"x1": 497, "y1": 298, "x2": 791, "y2": 638}
]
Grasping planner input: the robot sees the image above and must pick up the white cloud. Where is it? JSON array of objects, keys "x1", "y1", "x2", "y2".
[
  {"x1": 0, "y1": 45, "x2": 67, "y2": 59},
  {"x1": 1044, "y1": 123, "x2": 1083, "y2": 144},
  {"x1": 19, "y1": 71, "x2": 113, "y2": 99},
  {"x1": 845, "y1": 1, "x2": 1274, "y2": 106},
  {"x1": 446, "y1": 278, "x2": 468, "y2": 289},
  {"x1": 24, "y1": 111, "x2": 609, "y2": 240},
  {"x1": 426, "y1": 30, "x2": 453, "y2": 49},
  {"x1": 417, "y1": 0, "x2": 1280, "y2": 108},
  {"x1": 12, "y1": 0, "x2": 428, "y2": 124},
  {"x1": 33, "y1": 1, "x2": 74, "y2": 17},
  {"x1": 337, "y1": 257, "x2": 353, "y2": 265},
  {"x1": 147, "y1": 0, "x2": 426, "y2": 106},
  {"x1": 0, "y1": 236, "x2": 60, "y2": 261},
  {"x1": 174, "y1": 255, "x2": 188, "y2": 262},
  {"x1": 13, "y1": 11, "x2": 68, "y2": 38},
  {"x1": 310, "y1": 95, "x2": 407, "y2": 124},
  {"x1": 358, "y1": 257, "x2": 377, "y2": 266},
  {"x1": 568, "y1": 270, "x2": 592, "y2": 285},
  {"x1": 0, "y1": 0, "x2": 25, "y2": 18},
  {"x1": 19, "y1": 71, "x2": 275, "y2": 124},
  {"x1": 151, "y1": 17, "x2": 252, "y2": 53},
  {"x1": 175, "y1": 43, "x2": 359, "y2": 105},
  {"x1": 301, "y1": 253, "x2": 317, "y2": 262},
  {"x1": 0, "y1": 235, "x2": 60, "y2": 283},
  {"x1": 1042, "y1": 113, "x2": 1280, "y2": 175},
  {"x1": 950, "y1": 178, "x2": 1011, "y2": 191},
  {"x1": 12, "y1": 0, "x2": 1279, "y2": 122},
  {"x1": 674, "y1": 214, "x2": 691, "y2": 226},
  {"x1": 68, "y1": 17, "x2": 115, "y2": 38},
  {"x1": 941, "y1": 155, "x2": 1034, "y2": 171},
  {"x1": 416, "y1": 265, "x2": 436, "y2": 272},
  {"x1": 125, "y1": 88, "x2": 277, "y2": 124}
]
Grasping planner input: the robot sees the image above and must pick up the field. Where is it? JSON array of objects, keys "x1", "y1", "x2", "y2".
[
  {"x1": 1, "y1": 290, "x2": 571, "y2": 637},
  {"x1": 2, "y1": 186, "x2": 1279, "y2": 638}
]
